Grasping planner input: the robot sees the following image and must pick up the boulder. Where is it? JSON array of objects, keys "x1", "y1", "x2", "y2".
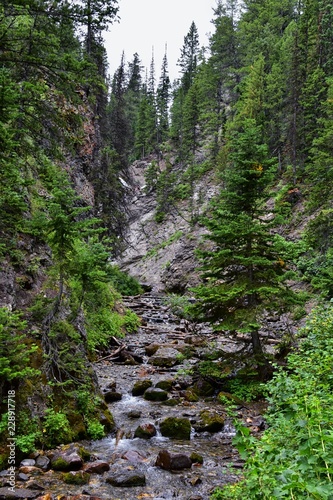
[
  {"x1": 82, "y1": 461, "x2": 110, "y2": 474},
  {"x1": 155, "y1": 379, "x2": 174, "y2": 391},
  {"x1": 127, "y1": 409, "x2": 142, "y2": 419},
  {"x1": 20, "y1": 459, "x2": 36, "y2": 467},
  {"x1": 150, "y1": 347, "x2": 180, "y2": 368},
  {"x1": 143, "y1": 387, "x2": 168, "y2": 402},
  {"x1": 104, "y1": 390, "x2": 122, "y2": 402},
  {"x1": 145, "y1": 343, "x2": 160, "y2": 356},
  {"x1": 49, "y1": 444, "x2": 87, "y2": 471},
  {"x1": 0, "y1": 488, "x2": 41, "y2": 498},
  {"x1": 35, "y1": 456, "x2": 50, "y2": 471},
  {"x1": 193, "y1": 410, "x2": 224, "y2": 433},
  {"x1": 159, "y1": 417, "x2": 191, "y2": 440},
  {"x1": 62, "y1": 471, "x2": 90, "y2": 485},
  {"x1": 121, "y1": 450, "x2": 147, "y2": 463},
  {"x1": 192, "y1": 379, "x2": 214, "y2": 397},
  {"x1": 105, "y1": 470, "x2": 146, "y2": 487},
  {"x1": 18, "y1": 467, "x2": 41, "y2": 476},
  {"x1": 132, "y1": 379, "x2": 153, "y2": 396},
  {"x1": 155, "y1": 450, "x2": 192, "y2": 470},
  {"x1": 134, "y1": 423, "x2": 157, "y2": 439}
]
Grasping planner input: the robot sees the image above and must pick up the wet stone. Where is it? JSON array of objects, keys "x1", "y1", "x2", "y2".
[
  {"x1": 82, "y1": 461, "x2": 110, "y2": 474},
  {"x1": 134, "y1": 422, "x2": 157, "y2": 439},
  {"x1": 159, "y1": 416, "x2": 191, "y2": 440},
  {"x1": 121, "y1": 450, "x2": 147, "y2": 463},
  {"x1": 144, "y1": 387, "x2": 168, "y2": 401},
  {"x1": 132, "y1": 378, "x2": 153, "y2": 396},
  {"x1": 155, "y1": 450, "x2": 192, "y2": 471},
  {"x1": 104, "y1": 390, "x2": 122, "y2": 402},
  {"x1": 35, "y1": 456, "x2": 50, "y2": 471},
  {"x1": 127, "y1": 409, "x2": 142, "y2": 418},
  {"x1": 20, "y1": 459, "x2": 36, "y2": 467},
  {"x1": 17, "y1": 473, "x2": 29, "y2": 481},
  {"x1": 0, "y1": 487, "x2": 41, "y2": 498},
  {"x1": 105, "y1": 469, "x2": 146, "y2": 487}
]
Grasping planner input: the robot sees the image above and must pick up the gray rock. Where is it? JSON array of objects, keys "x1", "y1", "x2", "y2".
[
  {"x1": 0, "y1": 487, "x2": 41, "y2": 499},
  {"x1": 155, "y1": 449, "x2": 192, "y2": 470},
  {"x1": 35, "y1": 455, "x2": 50, "y2": 471},
  {"x1": 132, "y1": 379, "x2": 153, "y2": 396},
  {"x1": 19, "y1": 459, "x2": 35, "y2": 467},
  {"x1": 105, "y1": 470, "x2": 146, "y2": 487},
  {"x1": 150, "y1": 347, "x2": 180, "y2": 368},
  {"x1": 143, "y1": 387, "x2": 168, "y2": 402},
  {"x1": 134, "y1": 423, "x2": 157, "y2": 439},
  {"x1": 104, "y1": 390, "x2": 122, "y2": 402},
  {"x1": 83, "y1": 461, "x2": 110, "y2": 474},
  {"x1": 17, "y1": 473, "x2": 29, "y2": 482}
]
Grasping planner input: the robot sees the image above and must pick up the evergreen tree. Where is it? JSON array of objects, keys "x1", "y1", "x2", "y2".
[
  {"x1": 192, "y1": 119, "x2": 298, "y2": 368},
  {"x1": 170, "y1": 22, "x2": 200, "y2": 150},
  {"x1": 178, "y1": 21, "x2": 200, "y2": 93},
  {"x1": 203, "y1": 0, "x2": 240, "y2": 158},
  {"x1": 157, "y1": 51, "x2": 171, "y2": 144},
  {"x1": 108, "y1": 52, "x2": 129, "y2": 166},
  {"x1": 134, "y1": 56, "x2": 158, "y2": 158},
  {"x1": 71, "y1": 0, "x2": 119, "y2": 55}
]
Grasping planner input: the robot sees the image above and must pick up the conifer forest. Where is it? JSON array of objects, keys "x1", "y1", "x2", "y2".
[{"x1": 1, "y1": 1, "x2": 333, "y2": 498}]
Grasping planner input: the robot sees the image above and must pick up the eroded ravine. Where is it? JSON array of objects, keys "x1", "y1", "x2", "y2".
[{"x1": 9, "y1": 293, "x2": 267, "y2": 500}]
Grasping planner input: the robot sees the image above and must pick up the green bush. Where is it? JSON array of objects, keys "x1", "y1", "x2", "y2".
[
  {"x1": 0, "y1": 308, "x2": 40, "y2": 382},
  {"x1": 86, "y1": 420, "x2": 105, "y2": 440},
  {"x1": 43, "y1": 408, "x2": 73, "y2": 447},
  {"x1": 212, "y1": 303, "x2": 333, "y2": 499}
]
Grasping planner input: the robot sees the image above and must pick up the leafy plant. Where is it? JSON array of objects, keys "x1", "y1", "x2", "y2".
[
  {"x1": 213, "y1": 303, "x2": 333, "y2": 499},
  {"x1": 43, "y1": 408, "x2": 73, "y2": 447},
  {"x1": 0, "y1": 308, "x2": 40, "y2": 383}
]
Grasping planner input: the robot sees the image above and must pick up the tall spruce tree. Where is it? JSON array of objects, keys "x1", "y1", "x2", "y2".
[
  {"x1": 192, "y1": 119, "x2": 298, "y2": 370},
  {"x1": 157, "y1": 50, "x2": 171, "y2": 145},
  {"x1": 170, "y1": 22, "x2": 200, "y2": 151},
  {"x1": 192, "y1": 60, "x2": 301, "y2": 370}
]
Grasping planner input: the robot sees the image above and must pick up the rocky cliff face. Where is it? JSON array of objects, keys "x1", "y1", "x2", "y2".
[{"x1": 118, "y1": 156, "x2": 218, "y2": 293}]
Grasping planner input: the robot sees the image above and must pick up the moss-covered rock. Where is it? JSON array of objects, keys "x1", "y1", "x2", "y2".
[
  {"x1": 192, "y1": 379, "x2": 215, "y2": 397},
  {"x1": 134, "y1": 423, "x2": 157, "y2": 439},
  {"x1": 132, "y1": 379, "x2": 153, "y2": 396},
  {"x1": 190, "y1": 451, "x2": 204, "y2": 464},
  {"x1": 143, "y1": 387, "x2": 168, "y2": 401},
  {"x1": 159, "y1": 417, "x2": 191, "y2": 440},
  {"x1": 193, "y1": 410, "x2": 224, "y2": 433},
  {"x1": 155, "y1": 379, "x2": 174, "y2": 391},
  {"x1": 184, "y1": 389, "x2": 200, "y2": 402},
  {"x1": 62, "y1": 470, "x2": 90, "y2": 485},
  {"x1": 162, "y1": 398, "x2": 180, "y2": 406}
]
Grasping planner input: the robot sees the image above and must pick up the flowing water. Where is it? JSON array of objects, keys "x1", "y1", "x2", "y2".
[{"x1": 13, "y1": 293, "x2": 267, "y2": 499}]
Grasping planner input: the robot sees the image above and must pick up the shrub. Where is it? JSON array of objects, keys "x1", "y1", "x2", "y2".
[{"x1": 212, "y1": 303, "x2": 333, "y2": 499}]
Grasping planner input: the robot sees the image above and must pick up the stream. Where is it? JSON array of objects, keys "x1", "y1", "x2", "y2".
[{"x1": 9, "y1": 293, "x2": 267, "y2": 500}]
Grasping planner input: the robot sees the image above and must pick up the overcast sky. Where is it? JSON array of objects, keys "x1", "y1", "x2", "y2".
[{"x1": 103, "y1": 0, "x2": 217, "y2": 83}]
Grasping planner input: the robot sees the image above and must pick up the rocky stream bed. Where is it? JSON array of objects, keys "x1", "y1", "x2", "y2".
[{"x1": 0, "y1": 294, "x2": 268, "y2": 500}]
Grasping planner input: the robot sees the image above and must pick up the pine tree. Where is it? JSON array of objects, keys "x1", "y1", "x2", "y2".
[
  {"x1": 108, "y1": 52, "x2": 130, "y2": 166},
  {"x1": 192, "y1": 119, "x2": 298, "y2": 368},
  {"x1": 156, "y1": 50, "x2": 171, "y2": 145},
  {"x1": 170, "y1": 22, "x2": 200, "y2": 150}
]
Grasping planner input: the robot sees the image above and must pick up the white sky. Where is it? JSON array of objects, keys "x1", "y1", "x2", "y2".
[{"x1": 103, "y1": 0, "x2": 218, "y2": 83}]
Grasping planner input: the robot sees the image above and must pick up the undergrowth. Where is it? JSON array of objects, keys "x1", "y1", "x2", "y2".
[{"x1": 212, "y1": 302, "x2": 333, "y2": 499}]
